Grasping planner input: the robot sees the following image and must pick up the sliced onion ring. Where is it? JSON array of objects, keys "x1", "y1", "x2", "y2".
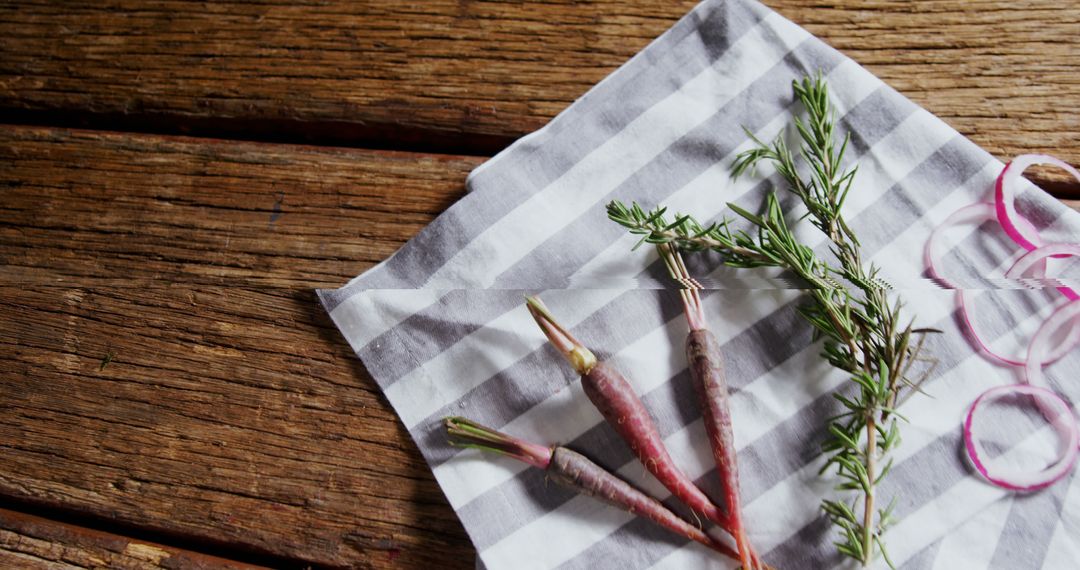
[
  {"x1": 1026, "y1": 300, "x2": 1080, "y2": 392},
  {"x1": 954, "y1": 289, "x2": 1080, "y2": 366},
  {"x1": 926, "y1": 202, "x2": 1058, "y2": 365},
  {"x1": 964, "y1": 383, "x2": 1080, "y2": 491},
  {"x1": 1006, "y1": 243, "x2": 1080, "y2": 301},
  {"x1": 995, "y1": 154, "x2": 1080, "y2": 253},
  {"x1": 925, "y1": 202, "x2": 1044, "y2": 289}
]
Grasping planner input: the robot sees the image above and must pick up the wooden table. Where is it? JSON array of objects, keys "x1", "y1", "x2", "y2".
[{"x1": 2, "y1": 2, "x2": 1078, "y2": 568}]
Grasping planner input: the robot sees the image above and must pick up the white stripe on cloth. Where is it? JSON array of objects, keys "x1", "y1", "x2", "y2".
[
  {"x1": 391, "y1": 57, "x2": 878, "y2": 438},
  {"x1": 645, "y1": 297, "x2": 1071, "y2": 570},
  {"x1": 881, "y1": 425, "x2": 1064, "y2": 570},
  {"x1": 1040, "y1": 469, "x2": 1080, "y2": 570},
  {"x1": 930, "y1": 498, "x2": 1013, "y2": 570},
  {"x1": 479, "y1": 204, "x2": 1069, "y2": 569},
  {"x1": 420, "y1": 12, "x2": 810, "y2": 290},
  {"x1": 326, "y1": 288, "x2": 447, "y2": 354},
  {"x1": 411, "y1": 74, "x2": 974, "y2": 514}
]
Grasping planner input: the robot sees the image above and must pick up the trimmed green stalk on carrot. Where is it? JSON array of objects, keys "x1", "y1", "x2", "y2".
[
  {"x1": 659, "y1": 243, "x2": 768, "y2": 570},
  {"x1": 524, "y1": 296, "x2": 738, "y2": 543},
  {"x1": 444, "y1": 416, "x2": 739, "y2": 559}
]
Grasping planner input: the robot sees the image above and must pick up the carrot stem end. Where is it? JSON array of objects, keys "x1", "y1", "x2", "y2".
[{"x1": 445, "y1": 416, "x2": 553, "y2": 470}]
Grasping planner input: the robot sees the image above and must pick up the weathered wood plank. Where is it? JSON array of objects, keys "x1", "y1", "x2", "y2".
[
  {"x1": 0, "y1": 0, "x2": 698, "y2": 150},
  {"x1": 1, "y1": 1, "x2": 1077, "y2": 192},
  {"x1": 1, "y1": 284, "x2": 473, "y2": 569},
  {"x1": 0, "y1": 126, "x2": 482, "y2": 567},
  {"x1": 0, "y1": 507, "x2": 269, "y2": 569},
  {"x1": 0, "y1": 126, "x2": 480, "y2": 288}
]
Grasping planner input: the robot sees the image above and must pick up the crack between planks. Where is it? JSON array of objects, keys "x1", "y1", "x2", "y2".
[
  {"x1": 0, "y1": 495, "x2": 321, "y2": 569},
  {"x1": 0, "y1": 107, "x2": 510, "y2": 158}
]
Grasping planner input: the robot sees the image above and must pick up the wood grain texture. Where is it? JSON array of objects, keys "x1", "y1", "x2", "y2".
[
  {"x1": 2, "y1": 1, "x2": 1080, "y2": 566},
  {"x1": 1, "y1": 283, "x2": 474, "y2": 569},
  {"x1": 0, "y1": 126, "x2": 479, "y2": 288},
  {"x1": 0, "y1": 127, "x2": 478, "y2": 568},
  {"x1": 1, "y1": 1, "x2": 1077, "y2": 192},
  {"x1": 0, "y1": 507, "x2": 269, "y2": 569}
]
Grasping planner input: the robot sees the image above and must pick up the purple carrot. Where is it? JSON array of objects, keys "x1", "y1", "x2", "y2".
[
  {"x1": 444, "y1": 416, "x2": 738, "y2": 559},
  {"x1": 524, "y1": 297, "x2": 735, "y2": 539},
  {"x1": 660, "y1": 243, "x2": 766, "y2": 570}
]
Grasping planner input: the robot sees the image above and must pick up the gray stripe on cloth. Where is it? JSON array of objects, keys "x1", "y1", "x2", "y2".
[
  {"x1": 453, "y1": 173, "x2": 1030, "y2": 555},
  {"x1": 554, "y1": 508, "x2": 705, "y2": 570},
  {"x1": 420, "y1": 82, "x2": 947, "y2": 472},
  {"x1": 359, "y1": 290, "x2": 525, "y2": 390},
  {"x1": 901, "y1": 540, "x2": 942, "y2": 570},
  {"x1": 847, "y1": 137, "x2": 993, "y2": 252},
  {"x1": 465, "y1": 145, "x2": 1063, "y2": 562},
  {"x1": 988, "y1": 471, "x2": 1076, "y2": 569},
  {"x1": 550, "y1": 270, "x2": 1055, "y2": 570}
]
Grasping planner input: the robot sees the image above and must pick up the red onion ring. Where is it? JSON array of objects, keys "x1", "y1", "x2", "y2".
[
  {"x1": 925, "y1": 202, "x2": 1051, "y2": 365},
  {"x1": 995, "y1": 154, "x2": 1080, "y2": 253},
  {"x1": 1025, "y1": 300, "x2": 1080, "y2": 393},
  {"x1": 1006, "y1": 243, "x2": 1080, "y2": 301},
  {"x1": 925, "y1": 203, "x2": 1044, "y2": 289},
  {"x1": 945, "y1": 155, "x2": 1080, "y2": 492},
  {"x1": 963, "y1": 383, "x2": 1079, "y2": 491},
  {"x1": 1022, "y1": 299, "x2": 1080, "y2": 429},
  {"x1": 954, "y1": 289, "x2": 1080, "y2": 367}
]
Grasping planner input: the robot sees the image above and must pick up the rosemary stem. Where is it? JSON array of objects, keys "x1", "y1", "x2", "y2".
[{"x1": 862, "y1": 417, "x2": 877, "y2": 566}]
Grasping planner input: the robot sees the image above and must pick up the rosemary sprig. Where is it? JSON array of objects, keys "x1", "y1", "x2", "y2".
[{"x1": 607, "y1": 74, "x2": 937, "y2": 567}]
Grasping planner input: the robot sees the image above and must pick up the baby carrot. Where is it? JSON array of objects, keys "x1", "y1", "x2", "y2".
[
  {"x1": 444, "y1": 416, "x2": 738, "y2": 559},
  {"x1": 660, "y1": 243, "x2": 767, "y2": 570},
  {"x1": 525, "y1": 296, "x2": 732, "y2": 538}
]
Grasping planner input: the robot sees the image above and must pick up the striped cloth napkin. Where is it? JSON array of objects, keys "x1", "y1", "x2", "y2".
[{"x1": 319, "y1": 0, "x2": 1080, "y2": 568}]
